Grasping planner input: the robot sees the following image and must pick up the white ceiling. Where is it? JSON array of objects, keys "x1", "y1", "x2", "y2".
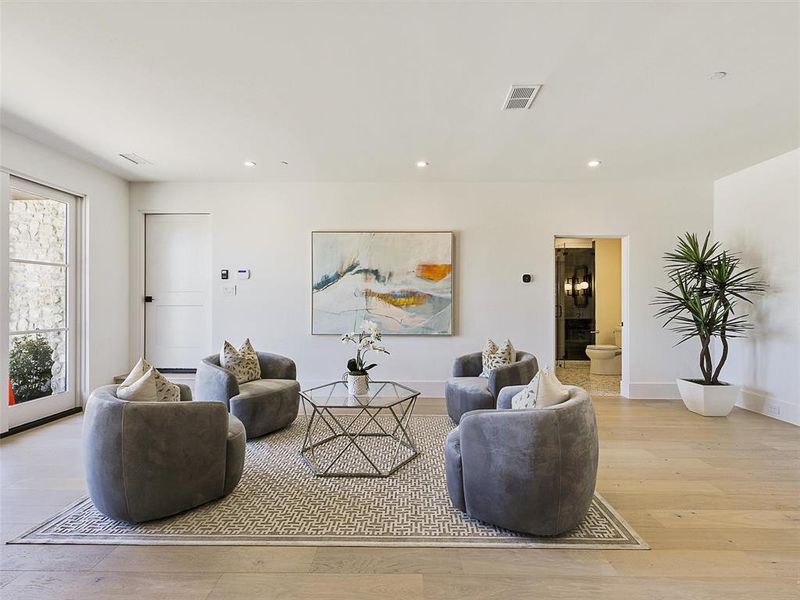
[{"x1": 2, "y1": 2, "x2": 798, "y2": 183}]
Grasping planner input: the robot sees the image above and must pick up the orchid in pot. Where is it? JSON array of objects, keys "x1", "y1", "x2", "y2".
[{"x1": 341, "y1": 320, "x2": 390, "y2": 395}]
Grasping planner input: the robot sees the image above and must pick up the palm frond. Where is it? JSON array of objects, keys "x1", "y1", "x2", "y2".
[{"x1": 653, "y1": 231, "x2": 765, "y2": 382}]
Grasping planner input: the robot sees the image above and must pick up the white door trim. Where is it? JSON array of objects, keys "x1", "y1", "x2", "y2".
[
  {"x1": 551, "y1": 234, "x2": 630, "y2": 398},
  {"x1": 131, "y1": 210, "x2": 212, "y2": 364}
]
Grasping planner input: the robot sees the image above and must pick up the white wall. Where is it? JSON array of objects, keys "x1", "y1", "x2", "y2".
[
  {"x1": 1, "y1": 127, "x2": 130, "y2": 431},
  {"x1": 131, "y1": 181, "x2": 711, "y2": 398},
  {"x1": 714, "y1": 148, "x2": 800, "y2": 425}
]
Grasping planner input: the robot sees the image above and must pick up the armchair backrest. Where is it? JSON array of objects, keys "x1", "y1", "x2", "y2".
[
  {"x1": 196, "y1": 355, "x2": 240, "y2": 404},
  {"x1": 452, "y1": 352, "x2": 483, "y2": 378},
  {"x1": 452, "y1": 350, "x2": 539, "y2": 399},
  {"x1": 83, "y1": 385, "x2": 230, "y2": 522},
  {"x1": 487, "y1": 352, "x2": 538, "y2": 399},
  {"x1": 256, "y1": 352, "x2": 297, "y2": 380}
]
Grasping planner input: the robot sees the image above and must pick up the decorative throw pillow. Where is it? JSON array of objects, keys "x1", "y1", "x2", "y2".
[
  {"x1": 511, "y1": 366, "x2": 570, "y2": 409},
  {"x1": 220, "y1": 338, "x2": 261, "y2": 384},
  {"x1": 117, "y1": 358, "x2": 180, "y2": 402},
  {"x1": 480, "y1": 338, "x2": 516, "y2": 377}
]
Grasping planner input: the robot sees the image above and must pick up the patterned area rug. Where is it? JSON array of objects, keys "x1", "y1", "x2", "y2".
[{"x1": 11, "y1": 416, "x2": 646, "y2": 549}]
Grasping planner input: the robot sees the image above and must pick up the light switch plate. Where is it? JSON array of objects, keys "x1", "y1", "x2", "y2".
[{"x1": 222, "y1": 285, "x2": 236, "y2": 297}]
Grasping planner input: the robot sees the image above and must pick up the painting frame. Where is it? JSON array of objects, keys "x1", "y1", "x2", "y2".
[{"x1": 311, "y1": 231, "x2": 455, "y2": 336}]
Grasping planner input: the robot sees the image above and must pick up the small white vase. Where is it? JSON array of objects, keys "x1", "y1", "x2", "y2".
[
  {"x1": 676, "y1": 378, "x2": 740, "y2": 417},
  {"x1": 346, "y1": 373, "x2": 369, "y2": 395}
]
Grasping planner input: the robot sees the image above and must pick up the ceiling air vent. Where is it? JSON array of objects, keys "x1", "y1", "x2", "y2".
[
  {"x1": 118, "y1": 152, "x2": 152, "y2": 165},
  {"x1": 502, "y1": 84, "x2": 542, "y2": 110}
]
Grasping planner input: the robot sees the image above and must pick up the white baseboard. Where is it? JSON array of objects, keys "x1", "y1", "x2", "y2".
[
  {"x1": 159, "y1": 375, "x2": 446, "y2": 399},
  {"x1": 737, "y1": 389, "x2": 800, "y2": 426},
  {"x1": 625, "y1": 381, "x2": 680, "y2": 400}
]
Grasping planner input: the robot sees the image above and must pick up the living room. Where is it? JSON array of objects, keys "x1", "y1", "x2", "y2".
[{"x1": 1, "y1": 2, "x2": 798, "y2": 599}]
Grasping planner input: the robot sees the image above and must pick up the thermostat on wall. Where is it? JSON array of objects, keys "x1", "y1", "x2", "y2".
[{"x1": 236, "y1": 269, "x2": 251, "y2": 280}]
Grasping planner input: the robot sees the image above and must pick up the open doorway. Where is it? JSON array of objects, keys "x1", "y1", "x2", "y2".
[{"x1": 554, "y1": 237, "x2": 622, "y2": 396}]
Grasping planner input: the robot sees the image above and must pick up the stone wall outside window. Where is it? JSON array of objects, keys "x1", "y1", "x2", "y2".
[{"x1": 9, "y1": 198, "x2": 67, "y2": 395}]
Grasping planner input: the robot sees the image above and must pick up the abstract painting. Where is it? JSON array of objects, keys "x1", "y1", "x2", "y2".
[{"x1": 312, "y1": 232, "x2": 454, "y2": 335}]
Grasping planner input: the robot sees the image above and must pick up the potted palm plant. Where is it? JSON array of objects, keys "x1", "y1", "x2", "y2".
[{"x1": 653, "y1": 232, "x2": 765, "y2": 416}]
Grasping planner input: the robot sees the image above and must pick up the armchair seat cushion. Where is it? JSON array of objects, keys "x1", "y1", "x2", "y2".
[
  {"x1": 237, "y1": 378, "x2": 298, "y2": 399},
  {"x1": 447, "y1": 377, "x2": 489, "y2": 394},
  {"x1": 231, "y1": 379, "x2": 300, "y2": 439}
]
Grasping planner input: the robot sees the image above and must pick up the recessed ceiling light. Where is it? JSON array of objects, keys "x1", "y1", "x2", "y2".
[
  {"x1": 416, "y1": 160, "x2": 429, "y2": 168},
  {"x1": 709, "y1": 71, "x2": 728, "y2": 80},
  {"x1": 243, "y1": 160, "x2": 256, "y2": 167},
  {"x1": 587, "y1": 159, "x2": 602, "y2": 168}
]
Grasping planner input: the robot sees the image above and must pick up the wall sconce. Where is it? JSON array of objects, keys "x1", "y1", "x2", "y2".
[
  {"x1": 564, "y1": 278, "x2": 574, "y2": 296},
  {"x1": 565, "y1": 266, "x2": 592, "y2": 307}
]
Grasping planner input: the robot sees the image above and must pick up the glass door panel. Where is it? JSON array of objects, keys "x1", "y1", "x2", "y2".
[{"x1": 7, "y1": 177, "x2": 77, "y2": 426}]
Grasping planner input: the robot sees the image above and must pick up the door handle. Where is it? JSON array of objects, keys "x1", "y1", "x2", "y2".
[
  {"x1": 590, "y1": 330, "x2": 600, "y2": 334},
  {"x1": 144, "y1": 295, "x2": 154, "y2": 303}
]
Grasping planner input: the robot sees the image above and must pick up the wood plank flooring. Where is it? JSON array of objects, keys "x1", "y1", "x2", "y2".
[{"x1": 1, "y1": 397, "x2": 798, "y2": 599}]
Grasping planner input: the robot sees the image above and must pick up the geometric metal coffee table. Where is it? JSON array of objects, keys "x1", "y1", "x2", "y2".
[{"x1": 299, "y1": 381, "x2": 420, "y2": 477}]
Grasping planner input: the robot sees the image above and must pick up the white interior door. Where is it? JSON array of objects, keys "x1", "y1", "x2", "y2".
[
  {"x1": 7, "y1": 177, "x2": 78, "y2": 427},
  {"x1": 145, "y1": 214, "x2": 211, "y2": 369}
]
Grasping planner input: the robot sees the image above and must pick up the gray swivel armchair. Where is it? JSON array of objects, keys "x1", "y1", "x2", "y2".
[
  {"x1": 83, "y1": 384, "x2": 246, "y2": 523},
  {"x1": 444, "y1": 385, "x2": 598, "y2": 536},
  {"x1": 195, "y1": 351, "x2": 300, "y2": 439},
  {"x1": 445, "y1": 351, "x2": 538, "y2": 423}
]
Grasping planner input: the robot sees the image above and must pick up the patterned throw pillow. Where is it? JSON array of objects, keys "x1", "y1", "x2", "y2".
[
  {"x1": 511, "y1": 366, "x2": 570, "y2": 409},
  {"x1": 220, "y1": 338, "x2": 261, "y2": 384},
  {"x1": 480, "y1": 338, "x2": 516, "y2": 377},
  {"x1": 117, "y1": 358, "x2": 181, "y2": 402}
]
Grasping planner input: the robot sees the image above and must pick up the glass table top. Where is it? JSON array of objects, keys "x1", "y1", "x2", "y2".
[{"x1": 300, "y1": 381, "x2": 419, "y2": 409}]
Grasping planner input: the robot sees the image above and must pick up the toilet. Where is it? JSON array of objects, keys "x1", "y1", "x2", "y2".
[{"x1": 585, "y1": 328, "x2": 622, "y2": 375}]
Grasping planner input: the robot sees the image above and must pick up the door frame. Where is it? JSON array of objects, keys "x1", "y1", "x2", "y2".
[
  {"x1": 131, "y1": 211, "x2": 212, "y2": 364},
  {"x1": 0, "y1": 169, "x2": 88, "y2": 434},
  {"x1": 552, "y1": 234, "x2": 630, "y2": 397}
]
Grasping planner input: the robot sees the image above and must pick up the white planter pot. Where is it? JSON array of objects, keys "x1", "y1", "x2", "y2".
[
  {"x1": 676, "y1": 378, "x2": 740, "y2": 417},
  {"x1": 346, "y1": 373, "x2": 369, "y2": 395}
]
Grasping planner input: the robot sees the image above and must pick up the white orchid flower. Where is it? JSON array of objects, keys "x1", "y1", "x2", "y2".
[
  {"x1": 368, "y1": 342, "x2": 388, "y2": 354},
  {"x1": 361, "y1": 320, "x2": 379, "y2": 335}
]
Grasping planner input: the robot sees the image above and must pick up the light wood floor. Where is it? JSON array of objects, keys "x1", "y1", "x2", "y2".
[{"x1": 1, "y1": 397, "x2": 798, "y2": 599}]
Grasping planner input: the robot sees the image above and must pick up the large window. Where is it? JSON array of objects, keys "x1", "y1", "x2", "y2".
[{"x1": 7, "y1": 177, "x2": 77, "y2": 426}]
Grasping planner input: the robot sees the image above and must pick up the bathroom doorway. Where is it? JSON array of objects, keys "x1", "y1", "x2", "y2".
[{"x1": 554, "y1": 237, "x2": 623, "y2": 396}]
